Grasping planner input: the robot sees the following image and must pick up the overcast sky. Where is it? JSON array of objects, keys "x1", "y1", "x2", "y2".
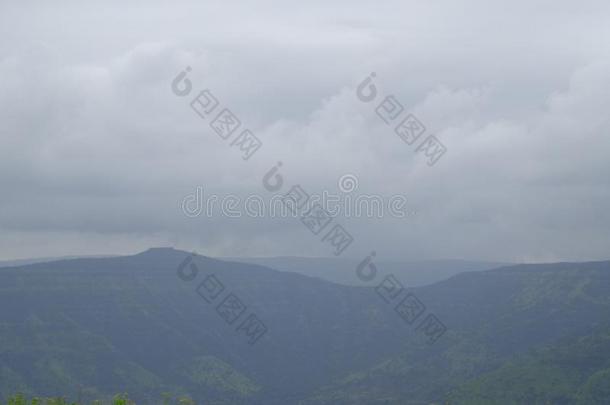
[{"x1": 1, "y1": 0, "x2": 609, "y2": 262}]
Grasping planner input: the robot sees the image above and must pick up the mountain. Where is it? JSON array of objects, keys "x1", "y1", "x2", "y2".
[
  {"x1": 224, "y1": 256, "x2": 506, "y2": 287},
  {"x1": 447, "y1": 329, "x2": 610, "y2": 404},
  {"x1": 303, "y1": 261, "x2": 610, "y2": 404},
  {"x1": 1, "y1": 249, "x2": 609, "y2": 404},
  {"x1": 0, "y1": 255, "x2": 118, "y2": 268},
  {"x1": 0, "y1": 248, "x2": 405, "y2": 404}
]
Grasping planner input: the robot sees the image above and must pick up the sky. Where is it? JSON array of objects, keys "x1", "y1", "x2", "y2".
[{"x1": 1, "y1": 0, "x2": 609, "y2": 262}]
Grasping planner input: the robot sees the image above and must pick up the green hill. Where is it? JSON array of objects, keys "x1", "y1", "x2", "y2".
[
  {"x1": 1, "y1": 249, "x2": 609, "y2": 403},
  {"x1": 447, "y1": 330, "x2": 610, "y2": 404}
]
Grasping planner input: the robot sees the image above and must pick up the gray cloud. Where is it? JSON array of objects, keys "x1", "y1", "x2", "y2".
[{"x1": 1, "y1": 0, "x2": 609, "y2": 262}]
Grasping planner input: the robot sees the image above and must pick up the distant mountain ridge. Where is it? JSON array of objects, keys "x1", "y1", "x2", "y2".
[
  {"x1": 0, "y1": 254, "x2": 506, "y2": 289},
  {"x1": 0, "y1": 255, "x2": 119, "y2": 268},
  {"x1": 223, "y1": 256, "x2": 507, "y2": 287}
]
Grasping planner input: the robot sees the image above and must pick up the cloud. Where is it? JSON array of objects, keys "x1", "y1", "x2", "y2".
[{"x1": 0, "y1": 0, "x2": 609, "y2": 261}]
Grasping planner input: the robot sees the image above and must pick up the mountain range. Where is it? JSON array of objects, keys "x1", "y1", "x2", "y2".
[{"x1": 0, "y1": 248, "x2": 609, "y2": 404}]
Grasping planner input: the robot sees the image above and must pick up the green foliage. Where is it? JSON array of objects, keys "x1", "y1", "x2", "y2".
[
  {"x1": 446, "y1": 331, "x2": 610, "y2": 404},
  {"x1": 4, "y1": 393, "x2": 194, "y2": 405},
  {"x1": 576, "y1": 368, "x2": 610, "y2": 404},
  {"x1": 7, "y1": 393, "x2": 26, "y2": 405},
  {"x1": 180, "y1": 356, "x2": 260, "y2": 397},
  {"x1": 6, "y1": 394, "x2": 77, "y2": 405},
  {"x1": 110, "y1": 394, "x2": 132, "y2": 405}
]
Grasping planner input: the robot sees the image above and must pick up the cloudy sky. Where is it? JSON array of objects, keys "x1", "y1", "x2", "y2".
[{"x1": 1, "y1": 0, "x2": 609, "y2": 262}]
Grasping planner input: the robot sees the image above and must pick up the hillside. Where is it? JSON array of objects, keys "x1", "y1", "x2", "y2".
[
  {"x1": 447, "y1": 330, "x2": 610, "y2": 404},
  {"x1": 0, "y1": 248, "x2": 404, "y2": 404},
  {"x1": 1, "y1": 250, "x2": 609, "y2": 403},
  {"x1": 301, "y1": 261, "x2": 610, "y2": 404}
]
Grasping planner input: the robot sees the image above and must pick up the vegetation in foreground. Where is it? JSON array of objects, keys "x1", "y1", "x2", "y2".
[{"x1": 5, "y1": 393, "x2": 196, "y2": 405}]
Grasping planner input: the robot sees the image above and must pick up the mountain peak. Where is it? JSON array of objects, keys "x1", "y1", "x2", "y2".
[
  {"x1": 142, "y1": 247, "x2": 179, "y2": 253},
  {"x1": 135, "y1": 247, "x2": 187, "y2": 259},
  {"x1": 135, "y1": 247, "x2": 208, "y2": 261}
]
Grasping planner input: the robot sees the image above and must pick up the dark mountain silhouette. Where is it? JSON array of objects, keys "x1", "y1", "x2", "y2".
[{"x1": 0, "y1": 248, "x2": 609, "y2": 404}]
